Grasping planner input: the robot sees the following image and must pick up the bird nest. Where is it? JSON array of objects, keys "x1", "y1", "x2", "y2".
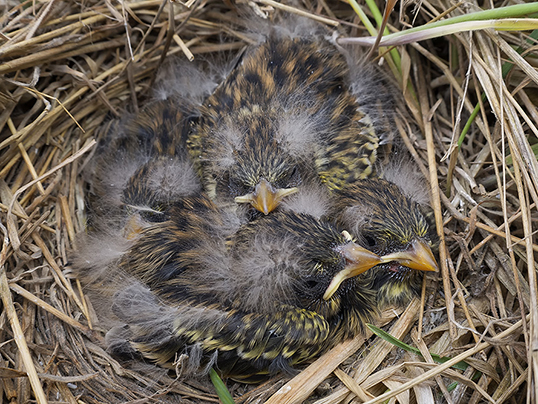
[{"x1": 1, "y1": 0, "x2": 537, "y2": 403}]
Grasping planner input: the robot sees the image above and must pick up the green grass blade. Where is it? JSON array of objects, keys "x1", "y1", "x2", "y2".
[
  {"x1": 209, "y1": 368, "x2": 236, "y2": 404},
  {"x1": 367, "y1": 324, "x2": 469, "y2": 371},
  {"x1": 340, "y1": 19, "x2": 538, "y2": 47},
  {"x1": 347, "y1": 0, "x2": 402, "y2": 75},
  {"x1": 340, "y1": 3, "x2": 538, "y2": 48}
]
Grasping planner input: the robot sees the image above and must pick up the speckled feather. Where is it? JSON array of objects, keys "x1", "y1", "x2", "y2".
[
  {"x1": 188, "y1": 36, "x2": 380, "y2": 204},
  {"x1": 114, "y1": 199, "x2": 378, "y2": 381},
  {"x1": 331, "y1": 177, "x2": 438, "y2": 307}
]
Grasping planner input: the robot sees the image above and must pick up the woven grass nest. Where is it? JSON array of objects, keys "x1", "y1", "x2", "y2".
[{"x1": 1, "y1": 0, "x2": 537, "y2": 403}]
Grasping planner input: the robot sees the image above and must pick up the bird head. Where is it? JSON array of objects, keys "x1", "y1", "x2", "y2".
[
  {"x1": 207, "y1": 109, "x2": 304, "y2": 215},
  {"x1": 229, "y1": 138, "x2": 300, "y2": 215},
  {"x1": 121, "y1": 156, "x2": 202, "y2": 226},
  {"x1": 335, "y1": 177, "x2": 439, "y2": 306},
  {"x1": 229, "y1": 211, "x2": 380, "y2": 325}
]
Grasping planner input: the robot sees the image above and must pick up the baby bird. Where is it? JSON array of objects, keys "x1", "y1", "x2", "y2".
[
  {"x1": 330, "y1": 174, "x2": 439, "y2": 308},
  {"x1": 109, "y1": 194, "x2": 384, "y2": 381},
  {"x1": 188, "y1": 31, "x2": 380, "y2": 215},
  {"x1": 74, "y1": 96, "x2": 205, "y2": 293},
  {"x1": 89, "y1": 53, "x2": 224, "y2": 222},
  {"x1": 87, "y1": 97, "x2": 204, "y2": 241},
  {"x1": 90, "y1": 99, "x2": 199, "y2": 215}
]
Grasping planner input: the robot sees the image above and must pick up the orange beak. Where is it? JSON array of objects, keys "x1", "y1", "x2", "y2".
[
  {"x1": 323, "y1": 240, "x2": 382, "y2": 300},
  {"x1": 234, "y1": 178, "x2": 298, "y2": 215},
  {"x1": 380, "y1": 239, "x2": 438, "y2": 272}
]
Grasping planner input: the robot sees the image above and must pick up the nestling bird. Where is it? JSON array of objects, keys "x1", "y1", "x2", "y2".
[
  {"x1": 74, "y1": 96, "x2": 205, "y2": 289},
  {"x1": 89, "y1": 54, "x2": 223, "y2": 224},
  {"x1": 75, "y1": 15, "x2": 429, "y2": 384},
  {"x1": 108, "y1": 194, "x2": 385, "y2": 381},
  {"x1": 330, "y1": 172, "x2": 439, "y2": 308},
  {"x1": 188, "y1": 27, "x2": 382, "y2": 215},
  {"x1": 88, "y1": 98, "x2": 203, "y2": 237}
]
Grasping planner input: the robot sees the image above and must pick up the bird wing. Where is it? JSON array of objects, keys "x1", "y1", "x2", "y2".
[
  {"x1": 118, "y1": 195, "x2": 222, "y2": 288},
  {"x1": 129, "y1": 303, "x2": 330, "y2": 379}
]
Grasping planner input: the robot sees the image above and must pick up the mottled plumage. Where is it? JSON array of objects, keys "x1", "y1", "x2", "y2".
[
  {"x1": 331, "y1": 176, "x2": 438, "y2": 307},
  {"x1": 75, "y1": 17, "x2": 431, "y2": 385},
  {"x1": 188, "y1": 33, "x2": 380, "y2": 215},
  {"x1": 110, "y1": 196, "x2": 382, "y2": 381},
  {"x1": 74, "y1": 96, "x2": 206, "y2": 290},
  {"x1": 89, "y1": 99, "x2": 201, "y2": 224}
]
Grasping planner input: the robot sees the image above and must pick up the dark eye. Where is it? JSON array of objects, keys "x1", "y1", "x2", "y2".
[
  {"x1": 140, "y1": 204, "x2": 168, "y2": 223},
  {"x1": 295, "y1": 273, "x2": 329, "y2": 303},
  {"x1": 285, "y1": 166, "x2": 300, "y2": 185},
  {"x1": 289, "y1": 166, "x2": 298, "y2": 177},
  {"x1": 364, "y1": 235, "x2": 377, "y2": 248},
  {"x1": 225, "y1": 174, "x2": 244, "y2": 197},
  {"x1": 297, "y1": 275, "x2": 324, "y2": 296}
]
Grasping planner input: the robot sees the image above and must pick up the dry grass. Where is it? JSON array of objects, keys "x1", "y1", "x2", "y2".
[{"x1": 1, "y1": 0, "x2": 537, "y2": 403}]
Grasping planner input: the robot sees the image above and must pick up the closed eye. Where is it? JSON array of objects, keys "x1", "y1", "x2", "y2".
[{"x1": 364, "y1": 235, "x2": 377, "y2": 248}]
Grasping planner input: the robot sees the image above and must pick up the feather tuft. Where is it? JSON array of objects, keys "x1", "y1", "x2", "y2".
[
  {"x1": 380, "y1": 159, "x2": 431, "y2": 206},
  {"x1": 281, "y1": 183, "x2": 332, "y2": 219},
  {"x1": 153, "y1": 57, "x2": 227, "y2": 106}
]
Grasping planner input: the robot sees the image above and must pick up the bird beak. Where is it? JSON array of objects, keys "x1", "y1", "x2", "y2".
[
  {"x1": 323, "y1": 242, "x2": 382, "y2": 301},
  {"x1": 380, "y1": 239, "x2": 438, "y2": 272},
  {"x1": 234, "y1": 178, "x2": 298, "y2": 215}
]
